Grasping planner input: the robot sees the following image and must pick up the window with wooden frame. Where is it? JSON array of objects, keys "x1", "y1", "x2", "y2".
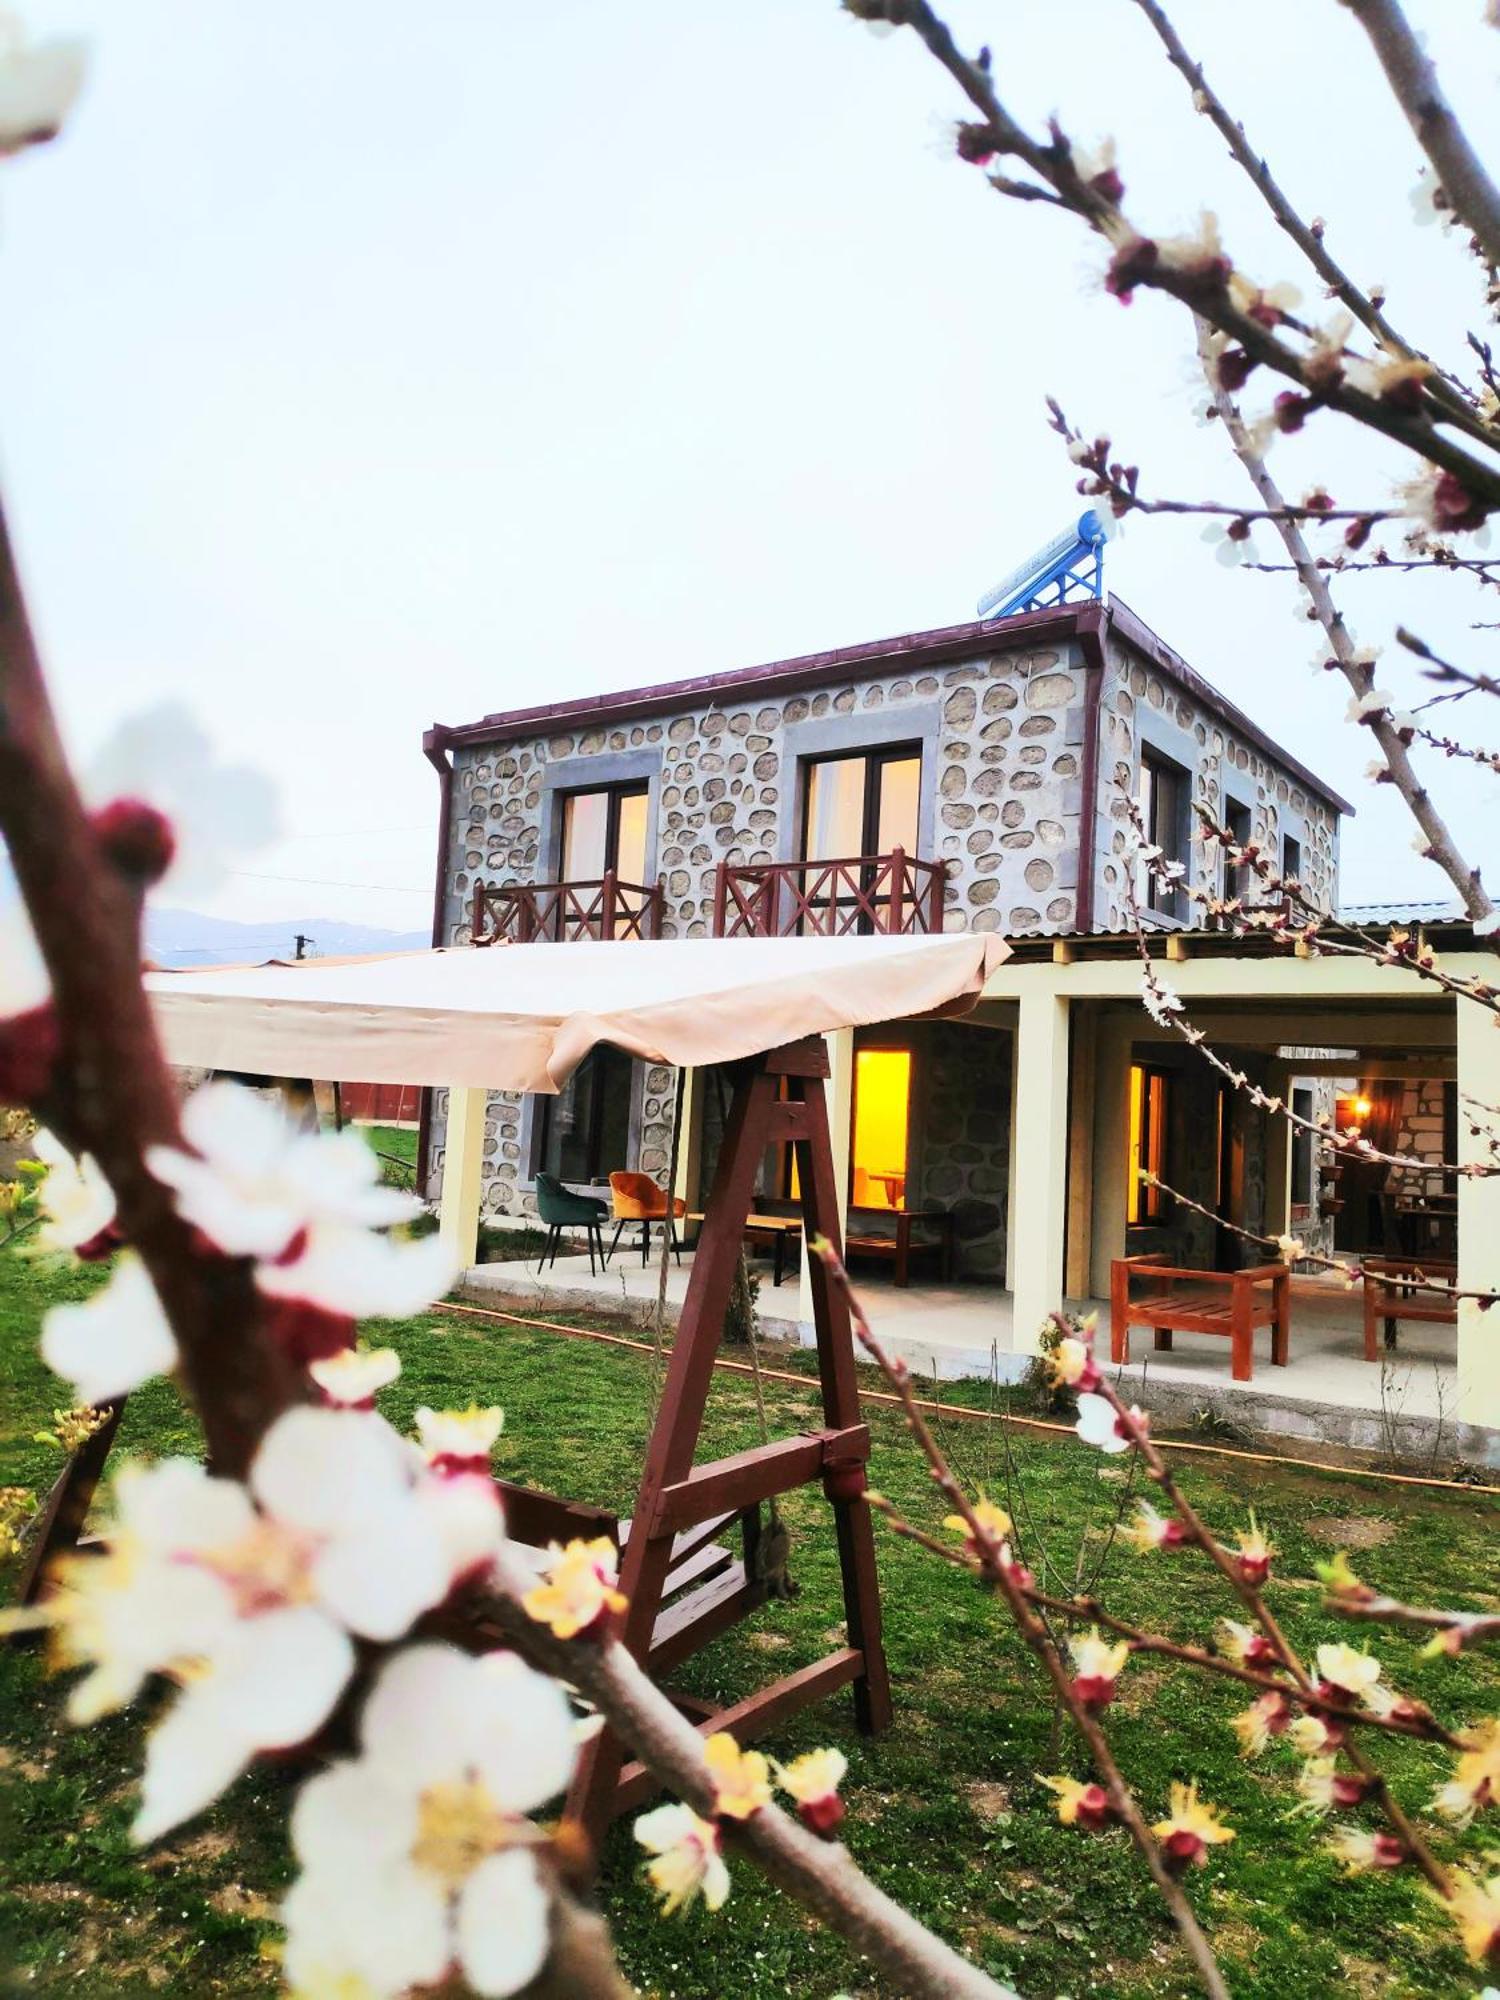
[
  {"x1": 1127, "y1": 1062, "x2": 1172, "y2": 1224},
  {"x1": 798, "y1": 745, "x2": 921, "y2": 931},
  {"x1": 1280, "y1": 830, "x2": 1303, "y2": 891},
  {"x1": 1223, "y1": 797, "x2": 1253, "y2": 907},
  {"x1": 557, "y1": 780, "x2": 649, "y2": 884},
  {"x1": 1135, "y1": 750, "x2": 1188, "y2": 919},
  {"x1": 1290, "y1": 1086, "x2": 1315, "y2": 1209}
]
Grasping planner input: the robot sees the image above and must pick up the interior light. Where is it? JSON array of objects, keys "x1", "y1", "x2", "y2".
[{"x1": 1353, "y1": 1095, "x2": 1373, "y2": 1119}]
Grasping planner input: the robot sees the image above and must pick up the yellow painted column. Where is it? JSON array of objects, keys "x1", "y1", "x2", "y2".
[
  {"x1": 799, "y1": 1029, "x2": 854, "y2": 1332},
  {"x1": 1090, "y1": 1014, "x2": 1133, "y2": 1302},
  {"x1": 438, "y1": 1084, "x2": 487, "y2": 1272},
  {"x1": 1457, "y1": 997, "x2": 1500, "y2": 1427},
  {"x1": 1009, "y1": 990, "x2": 1071, "y2": 1355},
  {"x1": 673, "y1": 1066, "x2": 701, "y2": 1213}
]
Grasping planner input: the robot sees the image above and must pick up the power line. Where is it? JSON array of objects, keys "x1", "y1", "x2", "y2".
[{"x1": 229, "y1": 870, "x2": 431, "y2": 893}]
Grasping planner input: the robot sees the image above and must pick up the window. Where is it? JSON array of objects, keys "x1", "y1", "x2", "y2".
[
  {"x1": 1280, "y1": 832, "x2": 1302, "y2": 890},
  {"x1": 1135, "y1": 751, "x2": 1188, "y2": 918},
  {"x1": 537, "y1": 1044, "x2": 634, "y2": 1185},
  {"x1": 1127, "y1": 1063, "x2": 1172, "y2": 1224},
  {"x1": 850, "y1": 1048, "x2": 912, "y2": 1211},
  {"x1": 802, "y1": 747, "x2": 920, "y2": 862},
  {"x1": 1223, "y1": 798, "x2": 1253, "y2": 907},
  {"x1": 800, "y1": 746, "x2": 921, "y2": 930},
  {"x1": 559, "y1": 781, "x2": 649, "y2": 882}
]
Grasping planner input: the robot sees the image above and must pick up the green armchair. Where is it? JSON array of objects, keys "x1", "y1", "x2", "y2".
[{"x1": 534, "y1": 1171, "x2": 609, "y2": 1275}]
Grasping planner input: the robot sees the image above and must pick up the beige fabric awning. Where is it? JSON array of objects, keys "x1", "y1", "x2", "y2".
[{"x1": 145, "y1": 932, "x2": 1009, "y2": 1093}]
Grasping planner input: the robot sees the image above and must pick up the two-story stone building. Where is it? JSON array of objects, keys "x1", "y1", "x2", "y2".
[{"x1": 418, "y1": 593, "x2": 1351, "y2": 1289}]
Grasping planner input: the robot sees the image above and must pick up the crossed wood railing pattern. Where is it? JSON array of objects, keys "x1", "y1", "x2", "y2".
[
  {"x1": 470, "y1": 873, "x2": 664, "y2": 944},
  {"x1": 713, "y1": 847, "x2": 947, "y2": 938}
]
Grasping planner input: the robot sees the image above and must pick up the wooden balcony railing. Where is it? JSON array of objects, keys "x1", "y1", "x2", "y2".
[
  {"x1": 713, "y1": 847, "x2": 947, "y2": 939},
  {"x1": 471, "y1": 873, "x2": 664, "y2": 945}
]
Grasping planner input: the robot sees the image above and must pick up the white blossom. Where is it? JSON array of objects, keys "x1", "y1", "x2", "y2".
[
  {"x1": 282, "y1": 1645, "x2": 574, "y2": 1999},
  {"x1": 0, "y1": 11, "x2": 84, "y2": 157},
  {"x1": 146, "y1": 1081, "x2": 454, "y2": 1319},
  {"x1": 84, "y1": 703, "x2": 277, "y2": 899},
  {"x1": 29, "y1": 1127, "x2": 115, "y2": 1252},
  {"x1": 40, "y1": 1251, "x2": 178, "y2": 1405},
  {"x1": 308, "y1": 1345, "x2": 402, "y2": 1406},
  {"x1": 1200, "y1": 518, "x2": 1258, "y2": 567},
  {"x1": 1075, "y1": 1392, "x2": 1140, "y2": 1454}
]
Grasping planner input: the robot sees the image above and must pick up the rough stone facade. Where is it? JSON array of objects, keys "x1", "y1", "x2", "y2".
[
  {"x1": 907, "y1": 1021, "x2": 1011, "y2": 1278},
  {"x1": 1095, "y1": 637, "x2": 1339, "y2": 929},
  {"x1": 1395, "y1": 1076, "x2": 1453, "y2": 1201},
  {"x1": 428, "y1": 612, "x2": 1344, "y2": 1230}
]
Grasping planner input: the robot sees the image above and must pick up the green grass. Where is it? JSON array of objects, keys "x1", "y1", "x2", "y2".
[{"x1": 4, "y1": 1244, "x2": 1500, "y2": 1998}]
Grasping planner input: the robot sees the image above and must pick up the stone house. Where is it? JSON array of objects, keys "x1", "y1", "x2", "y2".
[{"x1": 420, "y1": 595, "x2": 1350, "y2": 1279}]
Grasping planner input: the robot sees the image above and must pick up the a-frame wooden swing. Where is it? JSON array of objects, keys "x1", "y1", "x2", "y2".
[
  {"x1": 473, "y1": 1032, "x2": 892, "y2": 1840},
  {"x1": 17, "y1": 1033, "x2": 893, "y2": 1844}
]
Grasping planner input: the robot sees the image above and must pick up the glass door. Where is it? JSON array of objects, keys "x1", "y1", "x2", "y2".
[{"x1": 800, "y1": 747, "x2": 920, "y2": 931}]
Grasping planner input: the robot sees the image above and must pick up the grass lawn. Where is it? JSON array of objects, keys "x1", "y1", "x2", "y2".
[{"x1": 5, "y1": 1244, "x2": 1500, "y2": 1998}]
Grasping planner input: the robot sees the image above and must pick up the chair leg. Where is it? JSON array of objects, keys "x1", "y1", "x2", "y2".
[
  {"x1": 670, "y1": 1217, "x2": 681, "y2": 1267},
  {"x1": 608, "y1": 1220, "x2": 626, "y2": 1265},
  {"x1": 1110, "y1": 1263, "x2": 1130, "y2": 1366},
  {"x1": 640, "y1": 1221, "x2": 650, "y2": 1267},
  {"x1": 586, "y1": 1226, "x2": 596, "y2": 1277},
  {"x1": 537, "y1": 1225, "x2": 556, "y2": 1276}
]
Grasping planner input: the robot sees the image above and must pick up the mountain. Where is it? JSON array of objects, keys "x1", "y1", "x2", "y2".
[{"x1": 145, "y1": 908, "x2": 428, "y2": 969}]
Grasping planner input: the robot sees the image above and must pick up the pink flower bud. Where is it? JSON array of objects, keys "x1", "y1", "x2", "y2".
[{"x1": 90, "y1": 798, "x2": 176, "y2": 884}]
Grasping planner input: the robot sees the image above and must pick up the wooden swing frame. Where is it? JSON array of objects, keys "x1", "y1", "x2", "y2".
[{"x1": 16, "y1": 1035, "x2": 892, "y2": 1846}]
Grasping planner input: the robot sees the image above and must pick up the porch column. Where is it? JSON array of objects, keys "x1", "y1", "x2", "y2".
[
  {"x1": 1009, "y1": 989, "x2": 1071, "y2": 1356},
  {"x1": 799, "y1": 1029, "x2": 853, "y2": 1333},
  {"x1": 673, "y1": 1066, "x2": 701, "y2": 1214},
  {"x1": 1090, "y1": 1014, "x2": 1134, "y2": 1301},
  {"x1": 1457, "y1": 996, "x2": 1500, "y2": 1429},
  {"x1": 438, "y1": 1084, "x2": 487, "y2": 1271}
]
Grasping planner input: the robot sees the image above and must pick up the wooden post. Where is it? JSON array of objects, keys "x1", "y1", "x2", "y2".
[
  {"x1": 798, "y1": 1029, "x2": 853, "y2": 1337},
  {"x1": 713, "y1": 863, "x2": 728, "y2": 938},
  {"x1": 566, "y1": 1039, "x2": 891, "y2": 1842},
  {"x1": 888, "y1": 846, "x2": 906, "y2": 935},
  {"x1": 600, "y1": 869, "x2": 618, "y2": 942},
  {"x1": 438, "y1": 1085, "x2": 487, "y2": 1271}
]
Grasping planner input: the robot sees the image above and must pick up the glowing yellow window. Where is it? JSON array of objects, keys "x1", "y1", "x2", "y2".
[
  {"x1": 852, "y1": 1048, "x2": 912, "y2": 1211},
  {"x1": 1128, "y1": 1063, "x2": 1169, "y2": 1224}
]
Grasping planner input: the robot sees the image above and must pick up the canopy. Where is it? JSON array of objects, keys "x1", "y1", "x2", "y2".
[{"x1": 145, "y1": 932, "x2": 1007, "y2": 1093}]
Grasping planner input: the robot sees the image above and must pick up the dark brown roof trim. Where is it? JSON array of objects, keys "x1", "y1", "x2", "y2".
[
  {"x1": 1106, "y1": 599, "x2": 1353, "y2": 816},
  {"x1": 428, "y1": 594, "x2": 1350, "y2": 816},
  {"x1": 429, "y1": 603, "x2": 1106, "y2": 753}
]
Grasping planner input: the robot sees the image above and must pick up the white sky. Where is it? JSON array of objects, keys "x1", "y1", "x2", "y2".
[{"x1": 3, "y1": 0, "x2": 1497, "y2": 934}]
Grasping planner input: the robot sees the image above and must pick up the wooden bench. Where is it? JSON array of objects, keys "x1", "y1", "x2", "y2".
[
  {"x1": 1110, "y1": 1256, "x2": 1290, "y2": 1383},
  {"x1": 1362, "y1": 1256, "x2": 1458, "y2": 1361},
  {"x1": 846, "y1": 1209, "x2": 955, "y2": 1289}
]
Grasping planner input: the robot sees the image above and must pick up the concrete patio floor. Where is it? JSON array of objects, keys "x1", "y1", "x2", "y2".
[{"x1": 460, "y1": 1246, "x2": 1468, "y2": 1458}]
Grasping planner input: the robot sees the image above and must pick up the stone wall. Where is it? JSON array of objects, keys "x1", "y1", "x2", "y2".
[
  {"x1": 1095, "y1": 637, "x2": 1340, "y2": 929},
  {"x1": 908, "y1": 1020, "x2": 1011, "y2": 1278},
  {"x1": 437, "y1": 637, "x2": 1091, "y2": 952},
  {"x1": 1395, "y1": 1075, "x2": 1452, "y2": 1201}
]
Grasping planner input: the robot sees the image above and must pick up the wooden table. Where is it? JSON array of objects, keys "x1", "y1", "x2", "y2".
[
  {"x1": 846, "y1": 1209, "x2": 956, "y2": 1289},
  {"x1": 1362, "y1": 1256, "x2": 1458, "y2": 1359},
  {"x1": 743, "y1": 1213, "x2": 803, "y2": 1287}
]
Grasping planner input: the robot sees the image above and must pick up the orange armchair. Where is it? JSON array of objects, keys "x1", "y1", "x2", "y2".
[{"x1": 607, "y1": 1171, "x2": 686, "y2": 1268}]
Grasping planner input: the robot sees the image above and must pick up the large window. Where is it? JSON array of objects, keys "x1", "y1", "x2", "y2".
[
  {"x1": 850, "y1": 1048, "x2": 913, "y2": 1211},
  {"x1": 1280, "y1": 831, "x2": 1302, "y2": 890},
  {"x1": 1223, "y1": 797, "x2": 1253, "y2": 907},
  {"x1": 1290, "y1": 1085, "x2": 1315, "y2": 1209},
  {"x1": 537, "y1": 1044, "x2": 634, "y2": 1185},
  {"x1": 559, "y1": 781, "x2": 649, "y2": 883},
  {"x1": 802, "y1": 748, "x2": 920, "y2": 863},
  {"x1": 1135, "y1": 751, "x2": 1188, "y2": 919},
  {"x1": 799, "y1": 746, "x2": 921, "y2": 931},
  {"x1": 1127, "y1": 1063, "x2": 1172, "y2": 1224}
]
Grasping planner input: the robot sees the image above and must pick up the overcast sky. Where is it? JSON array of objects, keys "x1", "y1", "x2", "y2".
[{"x1": 3, "y1": 0, "x2": 1497, "y2": 938}]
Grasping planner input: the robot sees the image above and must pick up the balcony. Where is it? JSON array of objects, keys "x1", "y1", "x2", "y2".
[
  {"x1": 713, "y1": 848, "x2": 947, "y2": 939},
  {"x1": 471, "y1": 873, "x2": 663, "y2": 945}
]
